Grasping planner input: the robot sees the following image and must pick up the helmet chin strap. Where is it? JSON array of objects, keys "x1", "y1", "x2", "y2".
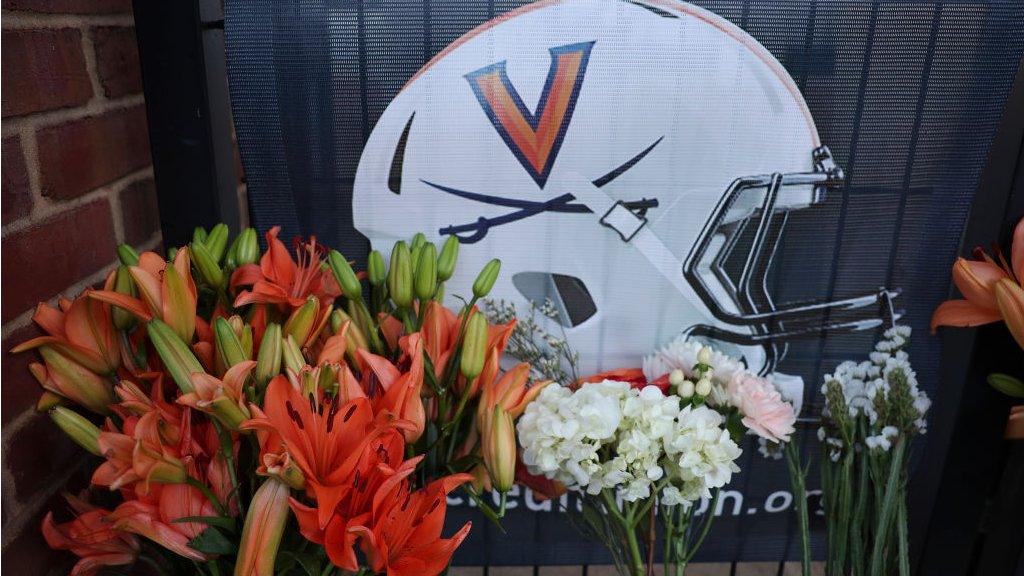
[{"x1": 562, "y1": 171, "x2": 807, "y2": 415}]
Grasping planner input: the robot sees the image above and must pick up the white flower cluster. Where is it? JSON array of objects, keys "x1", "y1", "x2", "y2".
[
  {"x1": 517, "y1": 380, "x2": 741, "y2": 507},
  {"x1": 818, "y1": 326, "x2": 930, "y2": 460},
  {"x1": 642, "y1": 336, "x2": 743, "y2": 406}
]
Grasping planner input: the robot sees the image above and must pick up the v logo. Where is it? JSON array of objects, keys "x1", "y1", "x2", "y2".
[{"x1": 465, "y1": 41, "x2": 594, "y2": 189}]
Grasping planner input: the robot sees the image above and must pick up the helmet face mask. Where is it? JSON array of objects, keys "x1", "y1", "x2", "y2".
[{"x1": 353, "y1": 0, "x2": 897, "y2": 380}]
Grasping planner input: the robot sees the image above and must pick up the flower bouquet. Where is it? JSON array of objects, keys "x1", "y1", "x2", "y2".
[
  {"x1": 815, "y1": 326, "x2": 930, "y2": 576},
  {"x1": 508, "y1": 325, "x2": 799, "y2": 576},
  {"x1": 14, "y1": 225, "x2": 551, "y2": 576}
]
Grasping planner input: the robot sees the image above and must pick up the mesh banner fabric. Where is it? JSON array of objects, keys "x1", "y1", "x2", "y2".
[{"x1": 225, "y1": 0, "x2": 1024, "y2": 564}]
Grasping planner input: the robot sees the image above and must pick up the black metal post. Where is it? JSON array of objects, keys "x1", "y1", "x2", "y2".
[{"x1": 132, "y1": 0, "x2": 239, "y2": 248}]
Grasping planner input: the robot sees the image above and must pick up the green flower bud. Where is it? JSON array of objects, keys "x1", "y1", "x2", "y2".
[
  {"x1": 255, "y1": 323, "x2": 283, "y2": 387},
  {"x1": 437, "y1": 235, "x2": 460, "y2": 281},
  {"x1": 148, "y1": 319, "x2": 204, "y2": 394},
  {"x1": 116, "y1": 244, "x2": 140, "y2": 266},
  {"x1": 327, "y1": 250, "x2": 362, "y2": 299},
  {"x1": 214, "y1": 317, "x2": 247, "y2": 369},
  {"x1": 414, "y1": 243, "x2": 437, "y2": 301},
  {"x1": 434, "y1": 283, "x2": 445, "y2": 302},
  {"x1": 204, "y1": 223, "x2": 230, "y2": 262},
  {"x1": 282, "y1": 335, "x2": 305, "y2": 374},
  {"x1": 388, "y1": 241, "x2": 413, "y2": 309},
  {"x1": 460, "y1": 311, "x2": 488, "y2": 380},
  {"x1": 190, "y1": 240, "x2": 224, "y2": 288},
  {"x1": 472, "y1": 259, "x2": 501, "y2": 299},
  {"x1": 112, "y1": 266, "x2": 138, "y2": 331},
  {"x1": 167, "y1": 246, "x2": 178, "y2": 262},
  {"x1": 192, "y1": 226, "x2": 208, "y2": 244},
  {"x1": 410, "y1": 232, "x2": 427, "y2": 252},
  {"x1": 367, "y1": 250, "x2": 386, "y2": 286},
  {"x1": 284, "y1": 297, "x2": 321, "y2": 347},
  {"x1": 50, "y1": 406, "x2": 101, "y2": 456},
  {"x1": 236, "y1": 228, "x2": 259, "y2": 266}
]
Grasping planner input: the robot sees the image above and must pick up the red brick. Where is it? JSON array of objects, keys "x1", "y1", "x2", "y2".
[
  {"x1": 1, "y1": 199, "x2": 115, "y2": 322},
  {"x1": 2, "y1": 0, "x2": 132, "y2": 14},
  {"x1": 92, "y1": 26, "x2": 142, "y2": 98},
  {"x1": 1, "y1": 29, "x2": 92, "y2": 118},
  {"x1": 120, "y1": 177, "x2": 160, "y2": 245},
  {"x1": 36, "y1": 106, "x2": 151, "y2": 201},
  {"x1": 4, "y1": 413, "x2": 89, "y2": 503},
  {"x1": 2, "y1": 324, "x2": 44, "y2": 425},
  {"x1": 2, "y1": 136, "x2": 33, "y2": 224}
]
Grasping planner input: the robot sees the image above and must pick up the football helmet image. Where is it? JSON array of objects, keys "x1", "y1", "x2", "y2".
[{"x1": 352, "y1": 0, "x2": 896, "y2": 387}]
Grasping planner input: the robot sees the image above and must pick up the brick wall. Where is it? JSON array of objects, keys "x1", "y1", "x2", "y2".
[{"x1": 1, "y1": 1, "x2": 162, "y2": 573}]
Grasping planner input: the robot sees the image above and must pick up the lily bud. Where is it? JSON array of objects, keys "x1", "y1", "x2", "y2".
[
  {"x1": 995, "y1": 278, "x2": 1024, "y2": 350},
  {"x1": 388, "y1": 241, "x2": 413, "y2": 308},
  {"x1": 255, "y1": 323, "x2": 283, "y2": 387},
  {"x1": 38, "y1": 347, "x2": 114, "y2": 415},
  {"x1": 204, "y1": 223, "x2": 229, "y2": 262},
  {"x1": 415, "y1": 242, "x2": 438, "y2": 301},
  {"x1": 236, "y1": 228, "x2": 259, "y2": 266},
  {"x1": 192, "y1": 226, "x2": 208, "y2": 244},
  {"x1": 261, "y1": 452, "x2": 306, "y2": 490},
  {"x1": 473, "y1": 259, "x2": 501, "y2": 299},
  {"x1": 461, "y1": 312, "x2": 488, "y2": 380},
  {"x1": 50, "y1": 406, "x2": 101, "y2": 456},
  {"x1": 147, "y1": 319, "x2": 204, "y2": 393},
  {"x1": 367, "y1": 250, "x2": 386, "y2": 286},
  {"x1": 668, "y1": 369, "x2": 685, "y2": 387},
  {"x1": 36, "y1": 390, "x2": 66, "y2": 412},
  {"x1": 410, "y1": 232, "x2": 427, "y2": 252},
  {"x1": 695, "y1": 378, "x2": 712, "y2": 397},
  {"x1": 332, "y1": 309, "x2": 368, "y2": 355},
  {"x1": 697, "y1": 346, "x2": 712, "y2": 365},
  {"x1": 161, "y1": 248, "x2": 196, "y2": 343},
  {"x1": 284, "y1": 296, "x2": 320, "y2": 347},
  {"x1": 327, "y1": 250, "x2": 362, "y2": 298},
  {"x1": 190, "y1": 240, "x2": 224, "y2": 288},
  {"x1": 116, "y1": 244, "x2": 140, "y2": 266},
  {"x1": 214, "y1": 317, "x2": 248, "y2": 369},
  {"x1": 411, "y1": 243, "x2": 424, "y2": 275},
  {"x1": 483, "y1": 406, "x2": 516, "y2": 493},
  {"x1": 679, "y1": 380, "x2": 695, "y2": 398},
  {"x1": 235, "y1": 479, "x2": 291, "y2": 576},
  {"x1": 437, "y1": 235, "x2": 460, "y2": 281},
  {"x1": 282, "y1": 335, "x2": 305, "y2": 374},
  {"x1": 112, "y1": 266, "x2": 138, "y2": 331},
  {"x1": 434, "y1": 283, "x2": 445, "y2": 302}
]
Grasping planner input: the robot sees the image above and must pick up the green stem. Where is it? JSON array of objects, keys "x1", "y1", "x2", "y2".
[
  {"x1": 869, "y1": 438, "x2": 907, "y2": 576},
  {"x1": 213, "y1": 421, "x2": 243, "y2": 517},
  {"x1": 785, "y1": 443, "x2": 811, "y2": 576},
  {"x1": 683, "y1": 489, "x2": 720, "y2": 564},
  {"x1": 186, "y1": 476, "x2": 228, "y2": 517}
]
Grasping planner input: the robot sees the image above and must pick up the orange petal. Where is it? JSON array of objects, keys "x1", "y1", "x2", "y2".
[
  {"x1": 1013, "y1": 219, "x2": 1024, "y2": 282},
  {"x1": 952, "y1": 258, "x2": 1007, "y2": 310},
  {"x1": 88, "y1": 291, "x2": 153, "y2": 322},
  {"x1": 930, "y1": 299, "x2": 1002, "y2": 332},
  {"x1": 994, "y1": 279, "x2": 1024, "y2": 350}
]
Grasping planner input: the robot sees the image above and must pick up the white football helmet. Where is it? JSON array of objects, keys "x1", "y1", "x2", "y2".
[{"x1": 352, "y1": 0, "x2": 896, "y2": 382}]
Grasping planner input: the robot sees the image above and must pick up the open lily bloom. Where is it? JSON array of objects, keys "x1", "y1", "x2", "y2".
[
  {"x1": 231, "y1": 226, "x2": 342, "y2": 310},
  {"x1": 41, "y1": 495, "x2": 140, "y2": 576}
]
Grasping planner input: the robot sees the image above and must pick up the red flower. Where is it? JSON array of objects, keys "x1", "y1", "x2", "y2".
[
  {"x1": 42, "y1": 494, "x2": 140, "y2": 576},
  {"x1": 231, "y1": 227, "x2": 342, "y2": 310},
  {"x1": 579, "y1": 367, "x2": 669, "y2": 393}
]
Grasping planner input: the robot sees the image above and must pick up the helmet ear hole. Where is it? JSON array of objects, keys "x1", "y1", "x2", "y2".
[{"x1": 512, "y1": 272, "x2": 597, "y2": 327}]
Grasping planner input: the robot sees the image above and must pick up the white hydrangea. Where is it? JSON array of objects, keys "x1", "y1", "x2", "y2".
[
  {"x1": 662, "y1": 405, "x2": 742, "y2": 506},
  {"x1": 517, "y1": 380, "x2": 741, "y2": 505}
]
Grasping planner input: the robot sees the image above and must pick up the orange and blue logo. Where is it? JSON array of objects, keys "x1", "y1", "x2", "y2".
[{"x1": 465, "y1": 41, "x2": 594, "y2": 188}]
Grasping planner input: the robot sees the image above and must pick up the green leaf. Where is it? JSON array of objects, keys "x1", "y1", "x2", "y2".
[
  {"x1": 988, "y1": 373, "x2": 1024, "y2": 398},
  {"x1": 279, "y1": 550, "x2": 321, "y2": 576},
  {"x1": 187, "y1": 527, "x2": 236, "y2": 555},
  {"x1": 172, "y1": 515, "x2": 237, "y2": 533}
]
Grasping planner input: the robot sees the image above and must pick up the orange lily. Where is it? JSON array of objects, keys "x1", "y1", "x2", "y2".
[
  {"x1": 241, "y1": 375, "x2": 393, "y2": 530},
  {"x1": 360, "y1": 333, "x2": 427, "y2": 442},
  {"x1": 12, "y1": 288, "x2": 120, "y2": 375},
  {"x1": 90, "y1": 249, "x2": 199, "y2": 343},
  {"x1": 231, "y1": 226, "x2": 341, "y2": 309},
  {"x1": 180, "y1": 360, "x2": 255, "y2": 429},
  {"x1": 353, "y1": 473, "x2": 473, "y2": 576},
  {"x1": 932, "y1": 218, "x2": 1024, "y2": 334},
  {"x1": 109, "y1": 484, "x2": 213, "y2": 561},
  {"x1": 41, "y1": 494, "x2": 140, "y2": 576}
]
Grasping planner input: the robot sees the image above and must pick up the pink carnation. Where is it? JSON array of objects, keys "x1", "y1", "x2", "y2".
[{"x1": 727, "y1": 373, "x2": 796, "y2": 443}]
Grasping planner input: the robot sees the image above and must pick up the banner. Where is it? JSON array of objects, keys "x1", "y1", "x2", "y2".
[{"x1": 226, "y1": 0, "x2": 1024, "y2": 563}]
